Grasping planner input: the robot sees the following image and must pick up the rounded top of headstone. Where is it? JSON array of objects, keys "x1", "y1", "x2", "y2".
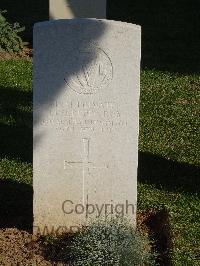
[{"x1": 34, "y1": 18, "x2": 141, "y2": 31}]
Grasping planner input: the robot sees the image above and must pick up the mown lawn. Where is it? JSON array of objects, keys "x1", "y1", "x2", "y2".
[
  {"x1": 0, "y1": 59, "x2": 199, "y2": 265},
  {"x1": 139, "y1": 69, "x2": 200, "y2": 265}
]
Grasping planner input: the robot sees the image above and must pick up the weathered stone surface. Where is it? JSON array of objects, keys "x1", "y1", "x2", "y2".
[
  {"x1": 49, "y1": 0, "x2": 107, "y2": 19},
  {"x1": 33, "y1": 19, "x2": 141, "y2": 235}
]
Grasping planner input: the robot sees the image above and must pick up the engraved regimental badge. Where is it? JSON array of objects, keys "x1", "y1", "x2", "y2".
[{"x1": 64, "y1": 44, "x2": 113, "y2": 94}]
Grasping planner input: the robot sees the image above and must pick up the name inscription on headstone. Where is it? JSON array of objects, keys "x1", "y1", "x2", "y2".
[{"x1": 41, "y1": 100, "x2": 128, "y2": 133}]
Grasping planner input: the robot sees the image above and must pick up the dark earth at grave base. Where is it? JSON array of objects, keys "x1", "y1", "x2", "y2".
[
  {"x1": 0, "y1": 47, "x2": 32, "y2": 60},
  {"x1": 0, "y1": 210, "x2": 171, "y2": 265},
  {"x1": 0, "y1": 228, "x2": 54, "y2": 265}
]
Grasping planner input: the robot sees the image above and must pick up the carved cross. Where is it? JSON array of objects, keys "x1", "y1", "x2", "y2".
[{"x1": 64, "y1": 138, "x2": 108, "y2": 204}]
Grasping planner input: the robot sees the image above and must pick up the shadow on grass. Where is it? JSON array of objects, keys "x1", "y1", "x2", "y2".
[
  {"x1": 0, "y1": 179, "x2": 33, "y2": 231},
  {"x1": 0, "y1": 86, "x2": 32, "y2": 163},
  {"x1": 107, "y1": 0, "x2": 200, "y2": 74},
  {"x1": 138, "y1": 151, "x2": 200, "y2": 193}
]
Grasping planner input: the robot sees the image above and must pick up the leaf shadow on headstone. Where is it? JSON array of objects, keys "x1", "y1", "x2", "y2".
[
  {"x1": 33, "y1": 19, "x2": 107, "y2": 147},
  {"x1": 0, "y1": 86, "x2": 32, "y2": 163},
  {"x1": 107, "y1": 0, "x2": 200, "y2": 74},
  {"x1": 0, "y1": 179, "x2": 33, "y2": 231},
  {"x1": 138, "y1": 151, "x2": 200, "y2": 193}
]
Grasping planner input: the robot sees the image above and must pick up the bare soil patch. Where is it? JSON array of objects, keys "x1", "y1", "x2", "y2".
[
  {"x1": 138, "y1": 209, "x2": 172, "y2": 266},
  {"x1": 0, "y1": 47, "x2": 32, "y2": 60},
  {"x1": 0, "y1": 228, "x2": 52, "y2": 265},
  {"x1": 0, "y1": 210, "x2": 171, "y2": 265}
]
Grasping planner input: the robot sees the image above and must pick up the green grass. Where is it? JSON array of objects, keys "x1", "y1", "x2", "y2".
[
  {"x1": 140, "y1": 70, "x2": 199, "y2": 165},
  {"x1": 139, "y1": 69, "x2": 200, "y2": 265},
  {"x1": 0, "y1": 59, "x2": 33, "y2": 229},
  {"x1": 0, "y1": 59, "x2": 199, "y2": 265},
  {"x1": 0, "y1": 59, "x2": 32, "y2": 164}
]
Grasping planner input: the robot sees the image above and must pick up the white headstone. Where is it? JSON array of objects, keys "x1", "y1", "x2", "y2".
[
  {"x1": 49, "y1": 0, "x2": 107, "y2": 19},
  {"x1": 33, "y1": 19, "x2": 141, "y2": 235}
]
